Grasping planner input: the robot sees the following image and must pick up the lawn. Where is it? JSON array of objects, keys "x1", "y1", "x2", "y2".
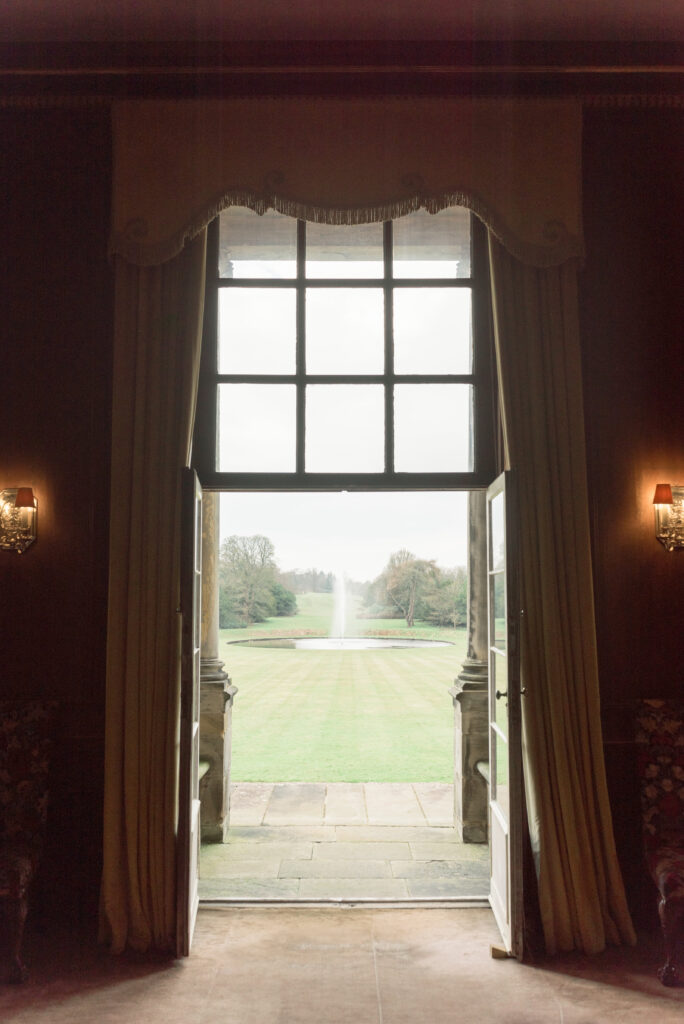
[{"x1": 219, "y1": 592, "x2": 468, "y2": 783}]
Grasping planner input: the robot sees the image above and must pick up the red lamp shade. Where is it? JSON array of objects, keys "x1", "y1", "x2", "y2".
[
  {"x1": 14, "y1": 488, "x2": 35, "y2": 508},
  {"x1": 653, "y1": 483, "x2": 673, "y2": 505}
]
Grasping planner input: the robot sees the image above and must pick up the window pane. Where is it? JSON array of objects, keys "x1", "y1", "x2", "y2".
[
  {"x1": 493, "y1": 652, "x2": 508, "y2": 739},
  {"x1": 492, "y1": 572, "x2": 506, "y2": 651},
  {"x1": 490, "y1": 491, "x2": 505, "y2": 572},
  {"x1": 393, "y1": 207, "x2": 471, "y2": 278},
  {"x1": 306, "y1": 289, "x2": 384, "y2": 374},
  {"x1": 394, "y1": 384, "x2": 472, "y2": 472},
  {"x1": 306, "y1": 222, "x2": 383, "y2": 278},
  {"x1": 218, "y1": 207, "x2": 296, "y2": 279},
  {"x1": 218, "y1": 289, "x2": 296, "y2": 374},
  {"x1": 218, "y1": 385, "x2": 296, "y2": 471},
  {"x1": 306, "y1": 385, "x2": 384, "y2": 472},
  {"x1": 394, "y1": 288, "x2": 472, "y2": 374}
]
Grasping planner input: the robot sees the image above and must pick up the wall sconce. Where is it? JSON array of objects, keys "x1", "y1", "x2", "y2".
[
  {"x1": 653, "y1": 483, "x2": 684, "y2": 551},
  {"x1": 0, "y1": 488, "x2": 37, "y2": 554}
]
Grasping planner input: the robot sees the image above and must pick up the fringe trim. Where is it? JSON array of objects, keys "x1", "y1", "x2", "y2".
[
  {"x1": 110, "y1": 189, "x2": 584, "y2": 269},
  {"x1": 583, "y1": 93, "x2": 684, "y2": 108}
]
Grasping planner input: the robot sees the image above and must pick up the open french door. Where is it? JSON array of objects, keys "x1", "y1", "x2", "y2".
[
  {"x1": 176, "y1": 467, "x2": 202, "y2": 957},
  {"x1": 486, "y1": 471, "x2": 524, "y2": 958}
]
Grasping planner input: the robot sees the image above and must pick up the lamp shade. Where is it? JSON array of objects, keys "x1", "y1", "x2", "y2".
[{"x1": 14, "y1": 488, "x2": 35, "y2": 508}]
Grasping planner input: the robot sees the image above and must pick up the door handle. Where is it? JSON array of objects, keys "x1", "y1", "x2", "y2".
[{"x1": 495, "y1": 690, "x2": 507, "y2": 700}]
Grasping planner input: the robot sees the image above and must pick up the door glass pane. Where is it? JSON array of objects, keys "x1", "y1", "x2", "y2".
[
  {"x1": 490, "y1": 492, "x2": 505, "y2": 571},
  {"x1": 306, "y1": 289, "x2": 384, "y2": 374},
  {"x1": 218, "y1": 385, "x2": 296, "y2": 472},
  {"x1": 394, "y1": 384, "x2": 472, "y2": 472},
  {"x1": 219, "y1": 207, "x2": 297, "y2": 279},
  {"x1": 306, "y1": 385, "x2": 384, "y2": 472},
  {"x1": 393, "y1": 207, "x2": 471, "y2": 278},
  {"x1": 306, "y1": 222, "x2": 383, "y2": 278},
  {"x1": 493, "y1": 728, "x2": 509, "y2": 817},
  {"x1": 493, "y1": 652, "x2": 508, "y2": 738},
  {"x1": 394, "y1": 288, "x2": 471, "y2": 374},
  {"x1": 218, "y1": 289, "x2": 296, "y2": 374},
  {"x1": 492, "y1": 573, "x2": 506, "y2": 651}
]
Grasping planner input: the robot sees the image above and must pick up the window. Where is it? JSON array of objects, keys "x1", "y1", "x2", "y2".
[{"x1": 194, "y1": 207, "x2": 494, "y2": 489}]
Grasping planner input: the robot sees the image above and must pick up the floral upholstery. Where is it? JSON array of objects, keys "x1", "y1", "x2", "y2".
[
  {"x1": 635, "y1": 698, "x2": 684, "y2": 984},
  {"x1": 0, "y1": 700, "x2": 56, "y2": 899}
]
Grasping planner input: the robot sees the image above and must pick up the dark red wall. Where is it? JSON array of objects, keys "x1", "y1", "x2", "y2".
[
  {"x1": 580, "y1": 107, "x2": 684, "y2": 921},
  {"x1": 1, "y1": 101, "x2": 681, "y2": 926},
  {"x1": 0, "y1": 107, "x2": 113, "y2": 921}
]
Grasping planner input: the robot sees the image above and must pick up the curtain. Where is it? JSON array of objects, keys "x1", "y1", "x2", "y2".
[
  {"x1": 488, "y1": 233, "x2": 636, "y2": 955},
  {"x1": 99, "y1": 231, "x2": 207, "y2": 954}
]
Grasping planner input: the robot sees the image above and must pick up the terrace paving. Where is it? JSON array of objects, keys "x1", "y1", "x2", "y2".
[{"x1": 199, "y1": 782, "x2": 489, "y2": 901}]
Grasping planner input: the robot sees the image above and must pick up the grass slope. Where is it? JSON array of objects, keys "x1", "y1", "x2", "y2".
[{"x1": 220, "y1": 592, "x2": 467, "y2": 782}]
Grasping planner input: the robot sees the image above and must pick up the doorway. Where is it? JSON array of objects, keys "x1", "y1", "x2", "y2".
[{"x1": 198, "y1": 489, "x2": 490, "y2": 903}]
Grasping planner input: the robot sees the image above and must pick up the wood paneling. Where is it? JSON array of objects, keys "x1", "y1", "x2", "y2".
[
  {"x1": 0, "y1": 108, "x2": 114, "y2": 917},
  {"x1": 580, "y1": 107, "x2": 684, "y2": 916}
]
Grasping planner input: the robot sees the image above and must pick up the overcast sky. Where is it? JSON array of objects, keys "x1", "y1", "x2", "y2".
[{"x1": 220, "y1": 490, "x2": 468, "y2": 582}]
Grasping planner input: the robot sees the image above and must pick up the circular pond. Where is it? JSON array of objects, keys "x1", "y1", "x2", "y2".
[{"x1": 232, "y1": 636, "x2": 452, "y2": 650}]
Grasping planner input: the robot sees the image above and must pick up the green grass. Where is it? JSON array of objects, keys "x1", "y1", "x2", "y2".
[{"x1": 219, "y1": 592, "x2": 467, "y2": 783}]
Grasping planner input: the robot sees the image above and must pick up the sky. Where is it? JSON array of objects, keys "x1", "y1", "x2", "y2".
[{"x1": 219, "y1": 490, "x2": 468, "y2": 582}]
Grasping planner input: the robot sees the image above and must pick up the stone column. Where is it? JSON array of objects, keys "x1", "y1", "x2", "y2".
[
  {"x1": 449, "y1": 489, "x2": 489, "y2": 843},
  {"x1": 199, "y1": 491, "x2": 237, "y2": 843}
]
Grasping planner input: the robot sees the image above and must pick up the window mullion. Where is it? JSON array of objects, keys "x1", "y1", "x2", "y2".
[
  {"x1": 296, "y1": 220, "x2": 306, "y2": 474},
  {"x1": 383, "y1": 220, "x2": 394, "y2": 475}
]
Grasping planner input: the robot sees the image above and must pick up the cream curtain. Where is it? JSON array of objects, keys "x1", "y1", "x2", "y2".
[
  {"x1": 100, "y1": 231, "x2": 207, "y2": 954},
  {"x1": 488, "y1": 234, "x2": 636, "y2": 955}
]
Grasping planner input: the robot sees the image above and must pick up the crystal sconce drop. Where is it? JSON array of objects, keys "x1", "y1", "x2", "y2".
[
  {"x1": 653, "y1": 483, "x2": 684, "y2": 552},
  {"x1": 0, "y1": 488, "x2": 37, "y2": 554}
]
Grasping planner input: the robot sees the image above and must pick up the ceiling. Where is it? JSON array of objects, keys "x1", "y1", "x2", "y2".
[{"x1": 2, "y1": 0, "x2": 684, "y2": 44}]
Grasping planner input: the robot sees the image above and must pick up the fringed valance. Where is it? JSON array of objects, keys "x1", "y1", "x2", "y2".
[{"x1": 111, "y1": 97, "x2": 583, "y2": 268}]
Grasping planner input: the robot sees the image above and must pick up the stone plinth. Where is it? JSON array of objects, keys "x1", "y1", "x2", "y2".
[
  {"x1": 449, "y1": 679, "x2": 488, "y2": 843},
  {"x1": 200, "y1": 673, "x2": 238, "y2": 843}
]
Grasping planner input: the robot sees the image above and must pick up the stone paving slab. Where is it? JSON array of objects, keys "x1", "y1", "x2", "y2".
[
  {"x1": 334, "y1": 825, "x2": 462, "y2": 843},
  {"x1": 313, "y1": 841, "x2": 411, "y2": 861},
  {"x1": 324, "y1": 783, "x2": 367, "y2": 824},
  {"x1": 363, "y1": 783, "x2": 427, "y2": 825},
  {"x1": 409, "y1": 841, "x2": 489, "y2": 863},
  {"x1": 406, "y1": 878, "x2": 489, "y2": 899},
  {"x1": 413, "y1": 783, "x2": 454, "y2": 826},
  {"x1": 298, "y1": 878, "x2": 410, "y2": 899},
  {"x1": 199, "y1": 878, "x2": 301, "y2": 899},
  {"x1": 202, "y1": 842, "x2": 313, "y2": 869},
  {"x1": 230, "y1": 783, "x2": 274, "y2": 825},
  {"x1": 391, "y1": 860, "x2": 488, "y2": 879},
  {"x1": 202, "y1": 858, "x2": 284, "y2": 879},
  {"x1": 280, "y1": 859, "x2": 392, "y2": 879},
  {"x1": 263, "y1": 783, "x2": 326, "y2": 825},
  {"x1": 227, "y1": 825, "x2": 337, "y2": 843}
]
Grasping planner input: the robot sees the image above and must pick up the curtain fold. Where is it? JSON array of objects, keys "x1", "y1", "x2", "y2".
[
  {"x1": 488, "y1": 232, "x2": 636, "y2": 955},
  {"x1": 99, "y1": 231, "x2": 207, "y2": 954}
]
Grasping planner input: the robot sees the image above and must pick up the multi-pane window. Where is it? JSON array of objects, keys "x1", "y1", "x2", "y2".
[{"x1": 194, "y1": 207, "x2": 493, "y2": 489}]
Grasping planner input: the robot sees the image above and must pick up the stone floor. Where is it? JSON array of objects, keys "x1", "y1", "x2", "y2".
[
  {"x1": 4, "y1": 908, "x2": 683, "y2": 1024},
  {"x1": 200, "y1": 782, "x2": 489, "y2": 901}
]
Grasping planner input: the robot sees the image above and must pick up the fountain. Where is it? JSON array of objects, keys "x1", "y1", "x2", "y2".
[{"x1": 329, "y1": 571, "x2": 347, "y2": 643}]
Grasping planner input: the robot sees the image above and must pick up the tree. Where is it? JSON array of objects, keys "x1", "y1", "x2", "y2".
[
  {"x1": 422, "y1": 566, "x2": 467, "y2": 628},
  {"x1": 374, "y1": 549, "x2": 438, "y2": 628},
  {"x1": 219, "y1": 535, "x2": 277, "y2": 626},
  {"x1": 271, "y1": 581, "x2": 298, "y2": 617}
]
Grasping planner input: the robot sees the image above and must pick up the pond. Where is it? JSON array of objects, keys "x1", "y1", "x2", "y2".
[{"x1": 231, "y1": 636, "x2": 453, "y2": 650}]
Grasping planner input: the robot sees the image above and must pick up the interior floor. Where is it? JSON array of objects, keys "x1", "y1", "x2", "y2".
[
  {"x1": 200, "y1": 782, "x2": 488, "y2": 901},
  {"x1": 4, "y1": 908, "x2": 683, "y2": 1023}
]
